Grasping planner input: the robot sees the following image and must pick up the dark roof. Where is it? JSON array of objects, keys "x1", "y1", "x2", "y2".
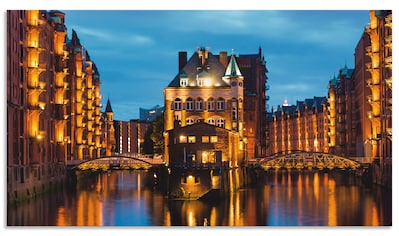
[
  {"x1": 167, "y1": 50, "x2": 230, "y2": 88},
  {"x1": 105, "y1": 99, "x2": 113, "y2": 112}
]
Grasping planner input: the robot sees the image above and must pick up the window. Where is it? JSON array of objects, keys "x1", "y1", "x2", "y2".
[
  {"x1": 196, "y1": 98, "x2": 203, "y2": 111},
  {"x1": 217, "y1": 98, "x2": 225, "y2": 110},
  {"x1": 180, "y1": 78, "x2": 188, "y2": 87},
  {"x1": 186, "y1": 98, "x2": 194, "y2": 111},
  {"x1": 186, "y1": 118, "x2": 195, "y2": 125},
  {"x1": 210, "y1": 136, "x2": 218, "y2": 143},
  {"x1": 179, "y1": 135, "x2": 187, "y2": 143},
  {"x1": 232, "y1": 107, "x2": 237, "y2": 121},
  {"x1": 207, "y1": 118, "x2": 215, "y2": 125},
  {"x1": 207, "y1": 98, "x2": 214, "y2": 111},
  {"x1": 202, "y1": 136, "x2": 209, "y2": 143},
  {"x1": 197, "y1": 78, "x2": 203, "y2": 87},
  {"x1": 216, "y1": 118, "x2": 225, "y2": 128},
  {"x1": 173, "y1": 98, "x2": 182, "y2": 110},
  {"x1": 188, "y1": 136, "x2": 196, "y2": 143}
]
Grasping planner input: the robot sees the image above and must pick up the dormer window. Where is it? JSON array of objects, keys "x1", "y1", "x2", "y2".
[{"x1": 180, "y1": 78, "x2": 188, "y2": 87}]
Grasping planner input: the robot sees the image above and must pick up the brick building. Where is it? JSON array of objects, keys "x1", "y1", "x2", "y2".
[{"x1": 6, "y1": 10, "x2": 108, "y2": 202}]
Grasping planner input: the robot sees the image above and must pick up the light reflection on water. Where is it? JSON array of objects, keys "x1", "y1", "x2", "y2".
[{"x1": 7, "y1": 169, "x2": 392, "y2": 226}]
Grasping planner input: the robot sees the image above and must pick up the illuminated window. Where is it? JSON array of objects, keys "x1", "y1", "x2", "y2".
[
  {"x1": 207, "y1": 98, "x2": 214, "y2": 111},
  {"x1": 196, "y1": 98, "x2": 203, "y2": 111},
  {"x1": 217, "y1": 98, "x2": 225, "y2": 110},
  {"x1": 180, "y1": 78, "x2": 188, "y2": 87},
  {"x1": 186, "y1": 98, "x2": 194, "y2": 110},
  {"x1": 179, "y1": 135, "x2": 187, "y2": 143},
  {"x1": 232, "y1": 107, "x2": 237, "y2": 121},
  {"x1": 186, "y1": 118, "x2": 195, "y2": 125},
  {"x1": 173, "y1": 98, "x2": 182, "y2": 110},
  {"x1": 210, "y1": 136, "x2": 218, "y2": 143},
  {"x1": 207, "y1": 118, "x2": 215, "y2": 125},
  {"x1": 188, "y1": 136, "x2": 196, "y2": 143},
  {"x1": 202, "y1": 136, "x2": 209, "y2": 143},
  {"x1": 216, "y1": 118, "x2": 225, "y2": 128}
]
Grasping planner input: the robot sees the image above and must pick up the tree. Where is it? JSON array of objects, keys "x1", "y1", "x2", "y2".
[
  {"x1": 151, "y1": 112, "x2": 164, "y2": 154},
  {"x1": 142, "y1": 112, "x2": 164, "y2": 154}
]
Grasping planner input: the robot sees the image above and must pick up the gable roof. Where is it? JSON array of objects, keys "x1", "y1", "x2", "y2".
[{"x1": 167, "y1": 49, "x2": 230, "y2": 88}]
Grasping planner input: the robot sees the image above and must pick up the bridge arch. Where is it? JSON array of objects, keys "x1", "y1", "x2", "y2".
[
  {"x1": 259, "y1": 151, "x2": 361, "y2": 171},
  {"x1": 74, "y1": 155, "x2": 154, "y2": 171}
]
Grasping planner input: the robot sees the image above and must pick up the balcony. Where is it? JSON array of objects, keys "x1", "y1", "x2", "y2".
[
  {"x1": 367, "y1": 111, "x2": 380, "y2": 119},
  {"x1": 385, "y1": 77, "x2": 392, "y2": 90},
  {"x1": 386, "y1": 128, "x2": 392, "y2": 140},
  {"x1": 385, "y1": 14, "x2": 392, "y2": 28},
  {"x1": 28, "y1": 81, "x2": 46, "y2": 90},
  {"x1": 385, "y1": 35, "x2": 392, "y2": 47},
  {"x1": 387, "y1": 98, "x2": 392, "y2": 110},
  {"x1": 384, "y1": 56, "x2": 392, "y2": 68},
  {"x1": 366, "y1": 95, "x2": 379, "y2": 104},
  {"x1": 28, "y1": 101, "x2": 46, "y2": 111},
  {"x1": 365, "y1": 46, "x2": 373, "y2": 57}
]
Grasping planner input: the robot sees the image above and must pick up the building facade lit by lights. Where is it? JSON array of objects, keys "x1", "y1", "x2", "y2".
[
  {"x1": 66, "y1": 30, "x2": 105, "y2": 160},
  {"x1": 265, "y1": 10, "x2": 391, "y2": 187},
  {"x1": 327, "y1": 65, "x2": 355, "y2": 156},
  {"x1": 354, "y1": 10, "x2": 391, "y2": 186},
  {"x1": 164, "y1": 47, "x2": 247, "y2": 167},
  {"x1": 266, "y1": 97, "x2": 329, "y2": 155},
  {"x1": 114, "y1": 119, "x2": 150, "y2": 155},
  {"x1": 7, "y1": 10, "x2": 108, "y2": 202}
]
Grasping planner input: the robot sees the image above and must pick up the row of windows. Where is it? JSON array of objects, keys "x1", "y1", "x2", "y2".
[
  {"x1": 173, "y1": 98, "x2": 225, "y2": 111},
  {"x1": 186, "y1": 118, "x2": 225, "y2": 128},
  {"x1": 179, "y1": 135, "x2": 218, "y2": 144}
]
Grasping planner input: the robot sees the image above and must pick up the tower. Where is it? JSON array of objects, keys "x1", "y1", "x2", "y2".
[{"x1": 104, "y1": 99, "x2": 116, "y2": 156}]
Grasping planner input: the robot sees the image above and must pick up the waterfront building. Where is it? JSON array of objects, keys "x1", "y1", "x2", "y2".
[
  {"x1": 267, "y1": 97, "x2": 329, "y2": 155},
  {"x1": 164, "y1": 47, "x2": 247, "y2": 167},
  {"x1": 164, "y1": 47, "x2": 268, "y2": 167},
  {"x1": 139, "y1": 105, "x2": 164, "y2": 122},
  {"x1": 66, "y1": 30, "x2": 104, "y2": 160},
  {"x1": 7, "y1": 10, "x2": 70, "y2": 202},
  {"x1": 114, "y1": 119, "x2": 150, "y2": 155},
  {"x1": 102, "y1": 99, "x2": 116, "y2": 156},
  {"x1": 327, "y1": 65, "x2": 355, "y2": 157},
  {"x1": 234, "y1": 48, "x2": 269, "y2": 159},
  {"x1": 353, "y1": 10, "x2": 392, "y2": 186},
  {"x1": 7, "y1": 10, "x2": 107, "y2": 202}
]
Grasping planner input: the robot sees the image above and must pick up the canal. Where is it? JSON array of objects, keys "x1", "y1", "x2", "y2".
[{"x1": 7, "y1": 169, "x2": 392, "y2": 226}]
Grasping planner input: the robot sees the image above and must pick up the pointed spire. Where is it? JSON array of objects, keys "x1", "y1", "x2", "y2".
[
  {"x1": 105, "y1": 99, "x2": 113, "y2": 113},
  {"x1": 224, "y1": 54, "x2": 242, "y2": 77}
]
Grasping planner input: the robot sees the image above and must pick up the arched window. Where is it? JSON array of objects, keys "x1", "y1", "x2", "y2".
[
  {"x1": 216, "y1": 118, "x2": 225, "y2": 128},
  {"x1": 173, "y1": 98, "x2": 182, "y2": 110},
  {"x1": 186, "y1": 97, "x2": 194, "y2": 111},
  {"x1": 207, "y1": 98, "x2": 214, "y2": 111},
  {"x1": 217, "y1": 98, "x2": 225, "y2": 111},
  {"x1": 196, "y1": 97, "x2": 203, "y2": 111},
  {"x1": 207, "y1": 118, "x2": 215, "y2": 125},
  {"x1": 186, "y1": 118, "x2": 195, "y2": 125}
]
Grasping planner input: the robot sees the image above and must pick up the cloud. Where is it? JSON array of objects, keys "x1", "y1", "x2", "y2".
[{"x1": 69, "y1": 25, "x2": 154, "y2": 46}]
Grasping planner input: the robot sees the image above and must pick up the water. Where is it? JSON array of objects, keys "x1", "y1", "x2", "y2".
[{"x1": 7, "y1": 169, "x2": 392, "y2": 226}]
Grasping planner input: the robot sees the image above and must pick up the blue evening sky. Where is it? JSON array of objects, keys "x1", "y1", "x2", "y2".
[
  {"x1": 61, "y1": 9, "x2": 370, "y2": 121},
  {"x1": 2, "y1": 1, "x2": 394, "y2": 122}
]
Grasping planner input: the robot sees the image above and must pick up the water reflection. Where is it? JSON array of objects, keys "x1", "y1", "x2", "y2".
[{"x1": 7, "y1": 169, "x2": 392, "y2": 226}]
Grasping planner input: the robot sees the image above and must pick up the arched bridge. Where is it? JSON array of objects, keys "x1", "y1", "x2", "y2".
[
  {"x1": 256, "y1": 152, "x2": 362, "y2": 171},
  {"x1": 67, "y1": 154, "x2": 165, "y2": 171}
]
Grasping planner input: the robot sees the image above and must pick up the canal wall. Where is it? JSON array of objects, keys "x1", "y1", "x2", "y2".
[
  {"x1": 7, "y1": 163, "x2": 68, "y2": 205},
  {"x1": 157, "y1": 164, "x2": 253, "y2": 201}
]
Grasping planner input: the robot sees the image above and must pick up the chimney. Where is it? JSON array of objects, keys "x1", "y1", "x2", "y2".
[
  {"x1": 219, "y1": 51, "x2": 228, "y2": 67},
  {"x1": 178, "y1": 51, "x2": 187, "y2": 71}
]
